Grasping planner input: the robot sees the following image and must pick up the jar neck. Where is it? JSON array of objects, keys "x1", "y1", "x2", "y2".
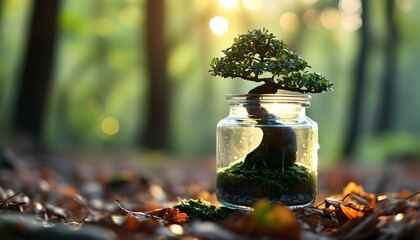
[{"x1": 227, "y1": 94, "x2": 310, "y2": 120}]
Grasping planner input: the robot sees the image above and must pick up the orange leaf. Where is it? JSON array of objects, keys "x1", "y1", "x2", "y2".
[
  {"x1": 335, "y1": 182, "x2": 377, "y2": 219},
  {"x1": 342, "y1": 182, "x2": 376, "y2": 205},
  {"x1": 122, "y1": 216, "x2": 161, "y2": 232},
  {"x1": 341, "y1": 204, "x2": 367, "y2": 219},
  {"x1": 148, "y1": 208, "x2": 189, "y2": 224},
  {"x1": 123, "y1": 216, "x2": 144, "y2": 230}
]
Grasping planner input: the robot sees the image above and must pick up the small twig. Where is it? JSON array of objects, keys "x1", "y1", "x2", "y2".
[
  {"x1": 405, "y1": 190, "x2": 420, "y2": 201},
  {"x1": 315, "y1": 201, "x2": 325, "y2": 208},
  {"x1": 115, "y1": 200, "x2": 164, "y2": 222},
  {"x1": 0, "y1": 190, "x2": 22, "y2": 204},
  {"x1": 0, "y1": 190, "x2": 26, "y2": 212},
  {"x1": 341, "y1": 193, "x2": 351, "y2": 202}
]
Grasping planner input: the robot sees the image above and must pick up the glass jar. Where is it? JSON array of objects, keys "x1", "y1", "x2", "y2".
[{"x1": 216, "y1": 94, "x2": 318, "y2": 209}]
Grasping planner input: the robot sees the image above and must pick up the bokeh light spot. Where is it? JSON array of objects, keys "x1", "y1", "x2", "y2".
[
  {"x1": 219, "y1": 0, "x2": 239, "y2": 9},
  {"x1": 95, "y1": 18, "x2": 112, "y2": 37},
  {"x1": 279, "y1": 12, "x2": 299, "y2": 33},
  {"x1": 209, "y1": 16, "x2": 228, "y2": 35},
  {"x1": 320, "y1": 8, "x2": 341, "y2": 30},
  {"x1": 242, "y1": 0, "x2": 262, "y2": 10},
  {"x1": 101, "y1": 117, "x2": 119, "y2": 136},
  {"x1": 342, "y1": 15, "x2": 362, "y2": 31},
  {"x1": 339, "y1": 0, "x2": 362, "y2": 15},
  {"x1": 301, "y1": 0, "x2": 318, "y2": 4},
  {"x1": 118, "y1": 6, "x2": 140, "y2": 26},
  {"x1": 395, "y1": 213, "x2": 404, "y2": 221},
  {"x1": 303, "y1": 9, "x2": 321, "y2": 29},
  {"x1": 169, "y1": 224, "x2": 184, "y2": 235},
  {"x1": 396, "y1": 0, "x2": 413, "y2": 12}
]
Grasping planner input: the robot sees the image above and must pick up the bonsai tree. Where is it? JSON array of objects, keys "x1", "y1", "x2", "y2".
[
  {"x1": 210, "y1": 28, "x2": 332, "y2": 170},
  {"x1": 210, "y1": 28, "x2": 332, "y2": 94}
]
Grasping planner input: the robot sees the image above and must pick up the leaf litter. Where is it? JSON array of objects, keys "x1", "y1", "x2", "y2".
[{"x1": 0, "y1": 147, "x2": 419, "y2": 239}]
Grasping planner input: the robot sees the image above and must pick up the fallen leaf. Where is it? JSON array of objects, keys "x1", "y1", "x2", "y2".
[
  {"x1": 221, "y1": 199, "x2": 300, "y2": 240},
  {"x1": 147, "y1": 208, "x2": 189, "y2": 224},
  {"x1": 342, "y1": 182, "x2": 376, "y2": 205}
]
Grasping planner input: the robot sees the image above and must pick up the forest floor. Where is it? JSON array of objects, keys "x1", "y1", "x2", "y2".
[{"x1": 0, "y1": 144, "x2": 419, "y2": 240}]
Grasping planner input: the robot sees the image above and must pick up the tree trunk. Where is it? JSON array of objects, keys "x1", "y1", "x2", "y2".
[
  {"x1": 374, "y1": 0, "x2": 398, "y2": 134},
  {"x1": 342, "y1": 0, "x2": 369, "y2": 158},
  {"x1": 0, "y1": 0, "x2": 4, "y2": 32},
  {"x1": 243, "y1": 83, "x2": 297, "y2": 170},
  {"x1": 143, "y1": 0, "x2": 170, "y2": 150},
  {"x1": 14, "y1": 0, "x2": 60, "y2": 139}
]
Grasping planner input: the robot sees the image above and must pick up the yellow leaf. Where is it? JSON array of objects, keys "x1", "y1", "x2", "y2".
[{"x1": 253, "y1": 199, "x2": 297, "y2": 230}]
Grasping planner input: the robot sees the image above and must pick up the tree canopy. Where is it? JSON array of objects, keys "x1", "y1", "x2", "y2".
[{"x1": 210, "y1": 28, "x2": 333, "y2": 94}]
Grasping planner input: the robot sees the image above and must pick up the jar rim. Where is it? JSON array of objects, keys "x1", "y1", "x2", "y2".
[{"x1": 226, "y1": 93, "x2": 311, "y2": 107}]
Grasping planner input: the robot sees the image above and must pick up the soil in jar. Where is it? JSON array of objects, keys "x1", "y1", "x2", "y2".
[{"x1": 216, "y1": 159, "x2": 316, "y2": 208}]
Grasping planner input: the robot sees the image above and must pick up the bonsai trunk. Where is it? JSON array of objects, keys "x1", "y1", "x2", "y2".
[{"x1": 243, "y1": 83, "x2": 297, "y2": 170}]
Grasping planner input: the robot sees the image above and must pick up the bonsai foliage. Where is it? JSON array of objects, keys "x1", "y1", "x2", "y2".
[{"x1": 210, "y1": 28, "x2": 332, "y2": 94}]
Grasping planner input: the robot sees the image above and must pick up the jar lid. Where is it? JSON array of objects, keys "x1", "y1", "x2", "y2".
[{"x1": 226, "y1": 94, "x2": 311, "y2": 107}]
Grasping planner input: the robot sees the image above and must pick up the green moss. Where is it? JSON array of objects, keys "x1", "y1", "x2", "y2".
[
  {"x1": 219, "y1": 161, "x2": 315, "y2": 186},
  {"x1": 217, "y1": 160, "x2": 316, "y2": 204},
  {"x1": 172, "y1": 198, "x2": 234, "y2": 222}
]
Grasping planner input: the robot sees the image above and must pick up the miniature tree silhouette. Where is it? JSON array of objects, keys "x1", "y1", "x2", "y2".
[{"x1": 210, "y1": 29, "x2": 332, "y2": 170}]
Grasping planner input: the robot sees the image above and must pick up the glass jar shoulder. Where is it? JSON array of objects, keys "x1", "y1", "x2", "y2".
[{"x1": 217, "y1": 116, "x2": 317, "y2": 129}]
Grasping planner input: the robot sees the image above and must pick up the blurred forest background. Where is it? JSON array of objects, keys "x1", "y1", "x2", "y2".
[{"x1": 1, "y1": 0, "x2": 420, "y2": 167}]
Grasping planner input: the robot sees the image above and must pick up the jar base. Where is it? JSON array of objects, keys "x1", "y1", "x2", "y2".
[{"x1": 217, "y1": 197, "x2": 315, "y2": 210}]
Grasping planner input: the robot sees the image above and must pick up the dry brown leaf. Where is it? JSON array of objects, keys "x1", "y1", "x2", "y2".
[
  {"x1": 147, "y1": 207, "x2": 189, "y2": 224},
  {"x1": 294, "y1": 207, "x2": 338, "y2": 233},
  {"x1": 121, "y1": 215, "x2": 160, "y2": 232},
  {"x1": 123, "y1": 215, "x2": 144, "y2": 230},
  {"x1": 341, "y1": 203, "x2": 371, "y2": 219}
]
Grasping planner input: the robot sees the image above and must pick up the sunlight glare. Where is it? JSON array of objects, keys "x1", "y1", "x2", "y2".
[
  {"x1": 101, "y1": 117, "x2": 119, "y2": 136},
  {"x1": 209, "y1": 16, "x2": 228, "y2": 35},
  {"x1": 219, "y1": 0, "x2": 239, "y2": 9}
]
